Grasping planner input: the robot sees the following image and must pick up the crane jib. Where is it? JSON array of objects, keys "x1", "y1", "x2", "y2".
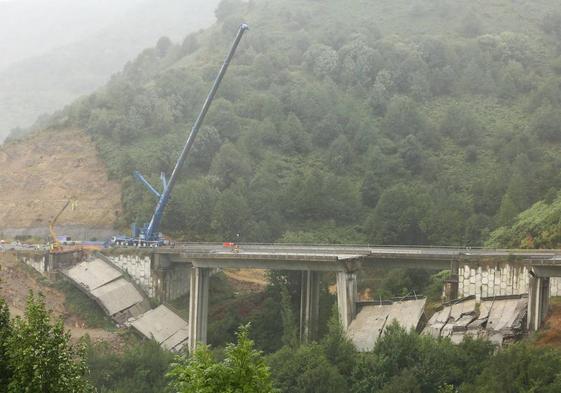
[{"x1": 139, "y1": 24, "x2": 249, "y2": 242}]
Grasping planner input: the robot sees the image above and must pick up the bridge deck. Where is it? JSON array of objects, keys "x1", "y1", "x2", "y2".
[{"x1": 150, "y1": 244, "x2": 561, "y2": 272}]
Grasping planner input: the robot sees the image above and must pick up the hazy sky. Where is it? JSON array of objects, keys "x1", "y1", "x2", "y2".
[
  {"x1": 0, "y1": 0, "x2": 145, "y2": 70},
  {"x1": 0, "y1": 0, "x2": 219, "y2": 141}
]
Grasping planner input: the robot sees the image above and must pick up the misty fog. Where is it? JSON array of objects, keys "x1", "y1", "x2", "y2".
[{"x1": 0, "y1": 0, "x2": 219, "y2": 142}]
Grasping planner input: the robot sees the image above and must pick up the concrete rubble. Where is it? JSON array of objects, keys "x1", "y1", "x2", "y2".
[
  {"x1": 348, "y1": 298, "x2": 426, "y2": 351},
  {"x1": 63, "y1": 257, "x2": 189, "y2": 351},
  {"x1": 423, "y1": 295, "x2": 528, "y2": 345}
]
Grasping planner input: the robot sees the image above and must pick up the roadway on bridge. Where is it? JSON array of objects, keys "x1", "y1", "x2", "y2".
[{"x1": 154, "y1": 243, "x2": 561, "y2": 271}]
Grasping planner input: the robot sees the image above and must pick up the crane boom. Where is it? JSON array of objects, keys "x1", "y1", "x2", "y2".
[
  {"x1": 49, "y1": 199, "x2": 76, "y2": 250},
  {"x1": 133, "y1": 23, "x2": 249, "y2": 243}
]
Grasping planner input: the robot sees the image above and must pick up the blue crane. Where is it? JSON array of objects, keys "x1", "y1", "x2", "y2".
[{"x1": 112, "y1": 24, "x2": 249, "y2": 247}]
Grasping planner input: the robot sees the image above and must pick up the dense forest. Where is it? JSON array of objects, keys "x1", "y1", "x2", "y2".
[{"x1": 27, "y1": 0, "x2": 561, "y2": 247}]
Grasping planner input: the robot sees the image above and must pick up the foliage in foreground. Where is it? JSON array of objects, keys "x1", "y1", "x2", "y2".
[
  {"x1": 167, "y1": 324, "x2": 277, "y2": 393},
  {"x1": 0, "y1": 293, "x2": 94, "y2": 393},
  {"x1": 86, "y1": 339, "x2": 173, "y2": 393},
  {"x1": 266, "y1": 313, "x2": 561, "y2": 393}
]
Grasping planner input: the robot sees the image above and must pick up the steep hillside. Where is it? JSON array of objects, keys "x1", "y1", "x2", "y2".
[
  {"x1": 0, "y1": 253, "x2": 123, "y2": 345},
  {"x1": 487, "y1": 192, "x2": 561, "y2": 248},
  {"x1": 15, "y1": 0, "x2": 561, "y2": 245},
  {"x1": 0, "y1": 0, "x2": 219, "y2": 141},
  {"x1": 0, "y1": 129, "x2": 121, "y2": 239}
]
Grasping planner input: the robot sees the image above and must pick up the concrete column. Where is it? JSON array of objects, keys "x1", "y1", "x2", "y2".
[
  {"x1": 188, "y1": 267, "x2": 210, "y2": 352},
  {"x1": 528, "y1": 275, "x2": 537, "y2": 331},
  {"x1": 541, "y1": 277, "x2": 550, "y2": 323},
  {"x1": 299, "y1": 271, "x2": 320, "y2": 343},
  {"x1": 444, "y1": 260, "x2": 459, "y2": 301},
  {"x1": 153, "y1": 253, "x2": 171, "y2": 303},
  {"x1": 528, "y1": 275, "x2": 550, "y2": 331},
  {"x1": 336, "y1": 272, "x2": 357, "y2": 330}
]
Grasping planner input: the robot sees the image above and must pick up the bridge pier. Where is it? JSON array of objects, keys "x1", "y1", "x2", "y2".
[
  {"x1": 528, "y1": 275, "x2": 550, "y2": 331},
  {"x1": 337, "y1": 272, "x2": 358, "y2": 330},
  {"x1": 444, "y1": 260, "x2": 460, "y2": 301},
  {"x1": 188, "y1": 267, "x2": 210, "y2": 351},
  {"x1": 300, "y1": 271, "x2": 320, "y2": 343}
]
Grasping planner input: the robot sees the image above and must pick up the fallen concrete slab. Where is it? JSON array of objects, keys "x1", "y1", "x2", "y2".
[
  {"x1": 63, "y1": 257, "x2": 187, "y2": 350},
  {"x1": 441, "y1": 298, "x2": 477, "y2": 341},
  {"x1": 348, "y1": 298, "x2": 426, "y2": 351},
  {"x1": 485, "y1": 297, "x2": 528, "y2": 345},
  {"x1": 131, "y1": 305, "x2": 189, "y2": 352},
  {"x1": 65, "y1": 258, "x2": 121, "y2": 291},
  {"x1": 423, "y1": 295, "x2": 528, "y2": 345},
  {"x1": 90, "y1": 278, "x2": 145, "y2": 316}
]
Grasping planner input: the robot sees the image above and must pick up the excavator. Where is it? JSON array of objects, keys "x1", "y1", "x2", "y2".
[{"x1": 49, "y1": 198, "x2": 77, "y2": 252}]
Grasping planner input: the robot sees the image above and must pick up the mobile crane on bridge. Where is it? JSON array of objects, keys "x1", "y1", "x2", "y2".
[{"x1": 112, "y1": 23, "x2": 249, "y2": 247}]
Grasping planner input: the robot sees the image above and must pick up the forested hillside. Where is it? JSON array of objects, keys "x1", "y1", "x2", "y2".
[
  {"x1": 488, "y1": 191, "x2": 561, "y2": 248},
  {"x1": 37, "y1": 0, "x2": 561, "y2": 246}
]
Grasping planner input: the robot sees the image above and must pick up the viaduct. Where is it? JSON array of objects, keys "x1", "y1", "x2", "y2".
[
  {"x1": 143, "y1": 244, "x2": 561, "y2": 351},
  {"x1": 14, "y1": 244, "x2": 561, "y2": 351}
]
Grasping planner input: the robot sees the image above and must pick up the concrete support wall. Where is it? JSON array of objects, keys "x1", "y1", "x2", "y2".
[
  {"x1": 110, "y1": 255, "x2": 155, "y2": 297},
  {"x1": 17, "y1": 251, "x2": 83, "y2": 276},
  {"x1": 299, "y1": 271, "x2": 320, "y2": 343},
  {"x1": 20, "y1": 253, "x2": 48, "y2": 274},
  {"x1": 457, "y1": 263, "x2": 561, "y2": 299},
  {"x1": 165, "y1": 264, "x2": 191, "y2": 301},
  {"x1": 188, "y1": 267, "x2": 210, "y2": 352},
  {"x1": 107, "y1": 254, "x2": 190, "y2": 301},
  {"x1": 337, "y1": 272, "x2": 357, "y2": 330}
]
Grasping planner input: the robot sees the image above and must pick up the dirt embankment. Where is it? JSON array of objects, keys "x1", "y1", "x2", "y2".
[
  {"x1": 536, "y1": 299, "x2": 561, "y2": 348},
  {"x1": 0, "y1": 128, "x2": 121, "y2": 238},
  {"x1": 0, "y1": 253, "x2": 122, "y2": 346}
]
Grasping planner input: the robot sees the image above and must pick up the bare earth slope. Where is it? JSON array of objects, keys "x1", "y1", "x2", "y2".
[
  {"x1": 0, "y1": 128, "x2": 121, "y2": 239},
  {"x1": 0, "y1": 253, "x2": 123, "y2": 346}
]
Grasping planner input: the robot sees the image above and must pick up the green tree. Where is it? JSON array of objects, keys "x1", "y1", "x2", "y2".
[
  {"x1": 383, "y1": 96, "x2": 428, "y2": 138},
  {"x1": 211, "y1": 187, "x2": 253, "y2": 240},
  {"x1": 531, "y1": 105, "x2": 561, "y2": 142},
  {"x1": 328, "y1": 135, "x2": 353, "y2": 172},
  {"x1": 0, "y1": 298, "x2": 11, "y2": 392},
  {"x1": 168, "y1": 325, "x2": 277, "y2": 393},
  {"x1": 210, "y1": 143, "x2": 252, "y2": 189},
  {"x1": 321, "y1": 305, "x2": 356, "y2": 379},
  {"x1": 366, "y1": 184, "x2": 431, "y2": 245},
  {"x1": 267, "y1": 344, "x2": 346, "y2": 393},
  {"x1": 280, "y1": 285, "x2": 298, "y2": 348},
  {"x1": 461, "y1": 343, "x2": 561, "y2": 393},
  {"x1": 156, "y1": 36, "x2": 173, "y2": 58},
  {"x1": 166, "y1": 178, "x2": 220, "y2": 236},
  {"x1": 87, "y1": 340, "x2": 173, "y2": 393},
  {"x1": 440, "y1": 104, "x2": 483, "y2": 146},
  {"x1": 6, "y1": 292, "x2": 94, "y2": 393}
]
